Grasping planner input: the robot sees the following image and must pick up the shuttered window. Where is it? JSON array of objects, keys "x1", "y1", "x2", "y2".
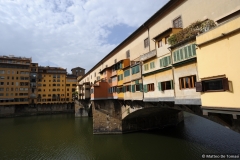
[
  {"x1": 150, "y1": 62, "x2": 155, "y2": 69},
  {"x1": 196, "y1": 78, "x2": 229, "y2": 92},
  {"x1": 124, "y1": 70, "x2": 130, "y2": 77},
  {"x1": 131, "y1": 65, "x2": 139, "y2": 75},
  {"x1": 160, "y1": 56, "x2": 171, "y2": 68},
  {"x1": 143, "y1": 84, "x2": 147, "y2": 93},
  {"x1": 144, "y1": 64, "x2": 149, "y2": 71},
  {"x1": 173, "y1": 44, "x2": 196, "y2": 63},
  {"x1": 132, "y1": 85, "x2": 135, "y2": 93},
  {"x1": 158, "y1": 80, "x2": 173, "y2": 91}
]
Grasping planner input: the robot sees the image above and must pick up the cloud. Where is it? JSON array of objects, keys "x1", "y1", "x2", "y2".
[{"x1": 0, "y1": 0, "x2": 169, "y2": 73}]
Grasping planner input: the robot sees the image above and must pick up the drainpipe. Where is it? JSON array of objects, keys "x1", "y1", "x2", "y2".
[
  {"x1": 141, "y1": 23, "x2": 150, "y2": 103},
  {"x1": 168, "y1": 47, "x2": 176, "y2": 104}
]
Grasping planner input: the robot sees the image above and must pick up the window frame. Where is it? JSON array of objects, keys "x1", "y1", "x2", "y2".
[
  {"x1": 196, "y1": 78, "x2": 229, "y2": 92},
  {"x1": 144, "y1": 38, "x2": 149, "y2": 48},
  {"x1": 179, "y1": 75, "x2": 197, "y2": 90},
  {"x1": 173, "y1": 16, "x2": 183, "y2": 28}
]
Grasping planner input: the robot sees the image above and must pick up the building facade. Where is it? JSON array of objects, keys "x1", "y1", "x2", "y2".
[
  {"x1": 0, "y1": 56, "x2": 75, "y2": 116},
  {"x1": 77, "y1": 0, "x2": 240, "y2": 134}
]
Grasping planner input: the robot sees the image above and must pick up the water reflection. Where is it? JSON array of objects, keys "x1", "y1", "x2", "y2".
[{"x1": 0, "y1": 113, "x2": 239, "y2": 160}]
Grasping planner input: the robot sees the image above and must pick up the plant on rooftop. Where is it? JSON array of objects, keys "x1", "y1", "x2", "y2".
[{"x1": 168, "y1": 19, "x2": 216, "y2": 46}]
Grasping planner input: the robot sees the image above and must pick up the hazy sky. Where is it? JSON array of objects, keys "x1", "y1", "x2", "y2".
[{"x1": 0, "y1": 0, "x2": 169, "y2": 73}]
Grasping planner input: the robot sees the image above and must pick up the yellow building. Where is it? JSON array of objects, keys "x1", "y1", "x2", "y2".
[
  {"x1": 0, "y1": 56, "x2": 31, "y2": 107},
  {"x1": 196, "y1": 16, "x2": 240, "y2": 118},
  {"x1": 37, "y1": 66, "x2": 67, "y2": 104}
]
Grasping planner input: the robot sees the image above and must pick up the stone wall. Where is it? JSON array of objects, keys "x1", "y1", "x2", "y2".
[
  {"x1": 92, "y1": 100, "x2": 122, "y2": 134},
  {"x1": 0, "y1": 103, "x2": 74, "y2": 117}
]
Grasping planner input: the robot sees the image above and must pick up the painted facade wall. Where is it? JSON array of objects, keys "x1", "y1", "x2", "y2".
[
  {"x1": 173, "y1": 62, "x2": 200, "y2": 101},
  {"x1": 196, "y1": 16, "x2": 240, "y2": 108}
]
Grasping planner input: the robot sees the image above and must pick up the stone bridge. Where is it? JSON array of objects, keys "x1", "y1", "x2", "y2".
[{"x1": 77, "y1": 99, "x2": 240, "y2": 134}]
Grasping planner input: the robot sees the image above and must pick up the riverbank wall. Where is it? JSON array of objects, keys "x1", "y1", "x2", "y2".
[{"x1": 0, "y1": 103, "x2": 74, "y2": 118}]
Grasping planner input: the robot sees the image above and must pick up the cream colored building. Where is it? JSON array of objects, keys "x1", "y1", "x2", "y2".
[{"x1": 78, "y1": 0, "x2": 240, "y2": 107}]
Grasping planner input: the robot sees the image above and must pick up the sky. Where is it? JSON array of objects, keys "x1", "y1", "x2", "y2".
[{"x1": 0, "y1": 0, "x2": 169, "y2": 73}]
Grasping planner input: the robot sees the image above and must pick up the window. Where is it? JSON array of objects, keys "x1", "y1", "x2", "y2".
[
  {"x1": 125, "y1": 85, "x2": 131, "y2": 92},
  {"x1": 179, "y1": 75, "x2": 196, "y2": 89},
  {"x1": 0, "y1": 70, "x2": 5, "y2": 74},
  {"x1": 196, "y1": 78, "x2": 229, "y2": 92},
  {"x1": 150, "y1": 62, "x2": 155, "y2": 69},
  {"x1": 118, "y1": 74, "x2": 123, "y2": 81},
  {"x1": 0, "y1": 76, "x2": 4, "y2": 79},
  {"x1": 158, "y1": 80, "x2": 173, "y2": 91},
  {"x1": 158, "y1": 40, "x2": 162, "y2": 48},
  {"x1": 173, "y1": 44, "x2": 196, "y2": 62},
  {"x1": 136, "y1": 84, "x2": 140, "y2": 91},
  {"x1": 132, "y1": 65, "x2": 140, "y2": 75},
  {"x1": 144, "y1": 64, "x2": 149, "y2": 71},
  {"x1": 144, "y1": 38, "x2": 149, "y2": 48},
  {"x1": 160, "y1": 56, "x2": 171, "y2": 67},
  {"x1": 124, "y1": 70, "x2": 130, "y2": 77},
  {"x1": 143, "y1": 83, "x2": 154, "y2": 92},
  {"x1": 126, "y1": 50, "x2": 130, "y2": 58},
  {"x1": 173, "y1": 16, "x2": 182, "y2": 28}
]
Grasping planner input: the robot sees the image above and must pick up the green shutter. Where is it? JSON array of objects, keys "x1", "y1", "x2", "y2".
[
  {"x1": 165, "y1": 57, "x2": 168, "y2": 66},
  {"x1": 168, "y1": 56, "x2": 171, "y2": 65},
  {"x1": 184, "y1": 47, "x2": 188, "y2": 59},
  {"x1": 132, "y1": 67, "x2": 135, "y2": 74},
  {"x1": 140, "y1": 83, "x2": 143, "y2": 92},
  {"x1": 174, "y1": 51, "x2": 176, "y2": 62},
  {"x1": 120, "y1": 63, "x2": 122, "y2": 69},
  {"x1": 160, "y1": 59, "x2": 163, "y2": 67},
  {"x1": 192, "y1": 44, "x2": 196, "y2": 56},
  {"x1": 176, "y1": 50, "x2": 180, "y2": 61},
  {"x1": 188, "y1": 45, "x2": 192, "y2": 57},
  {"x1": 158, "y1": 82, "x2": 161, "y2": 91},
  {"x1": 143, "y1": 84, "x2": 147, "y2": 93},
  {"x1": 180, "y1": 49, "x2": 183, "y2": 60},
  {"x1": 136, "y1": 65, "x2": 139, "y2": 73},
  {"x1": 170, "y1": 80, "x2": 174, "y2": 89},
  {"x1": 132, "y1": 85, "x2": 135, "y2": 93},
  {"x1": 135, "y1": 80, "x2": 139, "y2": 84}
]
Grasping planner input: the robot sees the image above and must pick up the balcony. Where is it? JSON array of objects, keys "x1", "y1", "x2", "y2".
[{"x1": 140, "y1": 49, "x2": 156, "y2": 62}]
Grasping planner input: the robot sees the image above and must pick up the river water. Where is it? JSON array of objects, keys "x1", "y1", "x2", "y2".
[{"x1": 0, "y1": 112, "x2": 240, "y2": 160}]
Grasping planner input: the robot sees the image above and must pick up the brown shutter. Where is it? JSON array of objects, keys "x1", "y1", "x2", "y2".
[
  {"x1": 222, "y1": 78, "x2": 229, "y2": 91},
  {"x1": 195, "y1": 82, "x2": 203, "y2": 92}
]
